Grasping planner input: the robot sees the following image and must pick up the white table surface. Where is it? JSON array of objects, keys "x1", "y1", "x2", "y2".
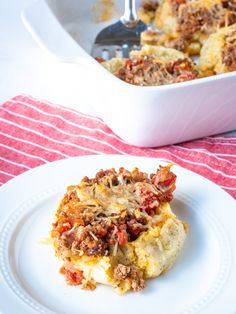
[
  {"x1": 0, "y1": 0, "x2": 235, "y2": 136},
  {"x1": 0, "y1": 0, "x2": 95, "y2": 115}
]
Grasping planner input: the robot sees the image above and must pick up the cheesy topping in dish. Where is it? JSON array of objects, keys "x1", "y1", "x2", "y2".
[
  {"x1": 141, "y1": 0, "x2": 236, "y2": 55},
  {"x1": 51, "y1": 165, "x2": 187, "y2": 294},
  {"x1": 199, "y1": 23, "x2": 236, "y2": 75},
  {"x1": 94, "y1": 1, "x2": 236, "y2": 84},
  {"x1": 93, "y1": 0, "x2": 236, "y2": 84},
  {"x1": 102, "y1": 45, "x2": 198, "y2": 86}
]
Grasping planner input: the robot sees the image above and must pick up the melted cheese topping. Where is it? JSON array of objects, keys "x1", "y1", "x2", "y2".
[{"x1": 75, "y1": 180, "x2": 157, "y2": 225}]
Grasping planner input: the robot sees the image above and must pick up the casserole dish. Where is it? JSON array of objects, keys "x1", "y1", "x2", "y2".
[{"x1": 21, "y1": 0, "x2": 236, "y2": 147}]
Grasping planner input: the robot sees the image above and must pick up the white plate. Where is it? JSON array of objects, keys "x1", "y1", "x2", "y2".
[{"x1": 0, "y1": 155, "x2": 236, "y2": 314}]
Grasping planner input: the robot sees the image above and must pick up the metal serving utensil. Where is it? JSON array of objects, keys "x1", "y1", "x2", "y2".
[{"x1": 91, "y1": 0, "x2": 147, "y2": 60}]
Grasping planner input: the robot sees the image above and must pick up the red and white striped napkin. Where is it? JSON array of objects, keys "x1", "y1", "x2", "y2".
[{"x1": 0, "y1": 95, "x2": 235, "y2": 198}]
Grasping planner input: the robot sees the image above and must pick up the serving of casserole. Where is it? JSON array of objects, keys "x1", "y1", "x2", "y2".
[{"x1": 51, "y1": 165, "x2": 187, "y2": 293}]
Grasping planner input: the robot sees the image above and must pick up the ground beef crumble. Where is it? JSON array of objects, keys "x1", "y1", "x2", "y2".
[
  {"x1": 170, "y1": 1, "x2": 236, "y2": 52},
  {"x1": 178, "y1": 5, "x2": 213, "y2": 38},
  {"x1": 113, "y1": 264, "x2": 145, "y2": 292},
  {"x1": 117, "y1": 55, "x2": 198, "y2": 86},
  {"x1": 222, "y1": 31, "x2": 236, "y2": 70},
  {"x1": 222, "y1": 0, "x2": 236, "y2": 11}
]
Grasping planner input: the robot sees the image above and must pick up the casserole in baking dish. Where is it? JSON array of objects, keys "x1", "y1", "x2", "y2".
[{"x1": 22, "y1": 0, "x2": 236, "y2": 147}]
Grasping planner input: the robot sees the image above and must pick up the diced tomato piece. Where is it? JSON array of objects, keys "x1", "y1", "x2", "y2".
[
  {"x1": 144, "y1": 207, "x2": 155, "y2": 216},
  {"x1": 97, "y1": 226, "x2": 108, "y2": 238},
  {"x1": 161, "y1": 175, "x2": 177, "y2": 187},
  {"x1": 95, "y1": 57, "x2": 105, "y2": 63},
  {"x1": 60, "y1": 266, "x2": 84, "y2": 285},
  {"x1": 52, "y1": 221, "x2": 72, "y2": 238},
  {"x1": 152, "y1": 166, "x2": 177, "y2": 189},
  {"x1": 176, "y1": 73, "x2": 197, "y2": 83},
  {"x1": 129, "y1": 226, "x2": 141, "y2": 237},
  {"x1": 117, "y1": 229, "x2": 128, "y2": 246},
  {"x1": 139, "y1": 188, "x2": 159, "y2": 213}
]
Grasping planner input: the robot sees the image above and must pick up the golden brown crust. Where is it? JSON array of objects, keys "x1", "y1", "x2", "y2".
[{"x1": 199, "y1": 23, "x2": 236, "y2": 75}]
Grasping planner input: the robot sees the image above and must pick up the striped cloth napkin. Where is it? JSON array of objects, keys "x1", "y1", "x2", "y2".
[{"x1": 0, "y1": 95, "x2": 236, "y2": 198}]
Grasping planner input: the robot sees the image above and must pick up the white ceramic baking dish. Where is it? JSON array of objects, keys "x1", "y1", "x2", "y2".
[{"x1": 22, "y1": 0, "x2": 236, "y2": 147}]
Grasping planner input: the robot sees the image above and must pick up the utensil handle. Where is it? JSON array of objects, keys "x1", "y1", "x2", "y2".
[{"x1": 121, "y1": 0, "x2": 139, "y2": 27}]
